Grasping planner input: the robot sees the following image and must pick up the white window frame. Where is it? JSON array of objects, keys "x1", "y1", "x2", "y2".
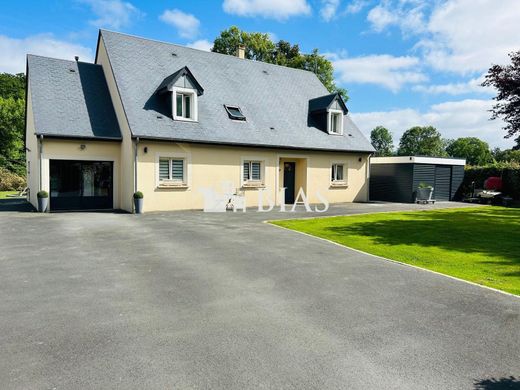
[
  {"x1": 328, "y1": 109, "x2": 344, "y2": 135},
  {"x1": 240, "y1": 157, "x2": 266, "y2": 187},
  {"x1": 330, "y1": 161, "x2": 348, "y2": 186},
  {"x1": 155, "y1": 152, "x2": 191, "y2": 188},
  {"x1": 172, "y1": 87, "x2": 198, "y2": 122}
]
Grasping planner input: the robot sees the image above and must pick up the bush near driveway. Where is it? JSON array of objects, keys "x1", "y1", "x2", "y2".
[
  {"x1": 272, "y1": 207, "x2": 520, "y2": 296},
  {"x1": 0, "y1": 166, "x2": 25, "y2": 191}
]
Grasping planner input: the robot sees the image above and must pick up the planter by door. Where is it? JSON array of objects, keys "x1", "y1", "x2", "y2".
[
  {"x1": 38, "y1": 197, "x2": 48, "y2": 212},
  {"x1": 134, "y1": 198, "x2": 143, "y2": 214}
]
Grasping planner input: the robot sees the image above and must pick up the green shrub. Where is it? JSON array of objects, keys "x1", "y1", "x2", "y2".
[
  {"x1": 37, "y1": 190, "x2": 48, "y2": 198},
  {"x1": 418, "y1": 182, "x2": 433, "y2": 189},
  {"x1": 133, "y1": 191, "x2": 143, "y2": 199},
  {"x1": 0, "y1": 166, "x2": 25, "y2": 191},
  {"x1": 459, "y1": 162, "x2": 520, "y2": 200}
]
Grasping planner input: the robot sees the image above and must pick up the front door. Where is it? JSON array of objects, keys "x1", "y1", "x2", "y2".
[
  {"x1": 434, "y1": 166, "x2": 451, "y2": 201},
  {"x1": 50, "y1": 160, "x2": 113, "y2": 211},
  {"x1": 283, "y1": 162, "x2": 296, "y2": 204}
]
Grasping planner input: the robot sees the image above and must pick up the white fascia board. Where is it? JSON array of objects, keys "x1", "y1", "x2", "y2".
[{"x1": 370, "y1": 156, "x2": 466, "y2": 166}]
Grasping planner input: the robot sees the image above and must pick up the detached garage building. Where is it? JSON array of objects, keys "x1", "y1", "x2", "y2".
[{"x1": 370, "y1": 156, "x2": 466, "y2": 203}]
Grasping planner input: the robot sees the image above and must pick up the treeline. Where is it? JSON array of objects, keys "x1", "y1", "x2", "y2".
[{"x1": 369, "y1": 125, "x2": 520, "y2": 166}]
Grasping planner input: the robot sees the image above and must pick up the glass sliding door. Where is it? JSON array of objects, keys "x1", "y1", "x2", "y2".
[{"x1": 49, "y1": 160, "x2": 113, "y2": 210}]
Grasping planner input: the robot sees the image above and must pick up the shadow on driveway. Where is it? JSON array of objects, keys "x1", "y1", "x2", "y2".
[{"x1": 0, "y1": 198, "x2": 35, "y2": 212}]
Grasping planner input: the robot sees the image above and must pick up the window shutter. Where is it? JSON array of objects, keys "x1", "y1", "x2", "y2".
[
  {"x1": 243, "y1": 162, "x2": 250, "y2": 181},
  {"x1": 251, "y1": 162, "x2": 261, "y2": 180},
  {"x1": 159, "y1": 159, "x2": 170, "y2": 180},
  {"x1": 172, "y1": 159, "x2": 184, "y2": 181}
]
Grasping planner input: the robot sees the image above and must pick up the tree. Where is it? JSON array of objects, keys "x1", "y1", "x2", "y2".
[
  {"x1": 212, "y1": 26, "x2": 348, "y2": 101},
  {"x1": 0, "y1": 97, "x2": 25, "y2": 174},
  {"x1": 370, "y1": 126, "x2": 394, "y2": 156},
  {"x1": 0, "y1": 73, "x2": 25, "y2": 100},
  {"x1": 397, "y1": 126, "x2": 445, "y2": 157},
  {"x1": 482, "y1": 51, "x2": 520, "y2": 140},
  {"x1": 445, "y1": 137, "x2": 492, "y2": 166},
  {"x1": 492, "y1": 147, "x2": 520, "y2": 163}
]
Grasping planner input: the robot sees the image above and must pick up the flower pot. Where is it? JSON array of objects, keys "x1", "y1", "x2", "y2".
[
  {"x1": 38, "y1": 197, "x2": 48, "y2": 212},
  {"x1": 416, "y1": 187, "x2": 433, "y2": 201},
  {"x1": 134, "y1": 198, "x2": 143, "y2": 214}
]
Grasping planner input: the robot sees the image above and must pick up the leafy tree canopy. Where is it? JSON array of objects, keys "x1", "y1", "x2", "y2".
[
  {"x1": 0, "y1": 97, "x2": 25, "y2": 175},
  {"x1": 445, "y1": 137, "x2": 492, "y2": 166},
  {"x1": 397, "y1": 126, "x2": 446, "y2": 157},
  {"x1": 212, "y1": 26, "x2": 348, "y2": 101},
  {"x1": 370, "y1": 126, "x2": 394, "y2": 156},
  {"x1": 482, "y1": 51, "x2": 520, "y2": 140},
  {"x1": 0, "y1": 73, "x2": 25, "y2": 100},
  {"x1": 492, "y1": 147, "x2": 520, "y2": 163}
]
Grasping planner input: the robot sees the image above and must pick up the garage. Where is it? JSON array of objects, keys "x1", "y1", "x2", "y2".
[
  {"x1": 369, "y1": 156, "x2": 466, "y2": 203},
  {"x1": 50, "y1": 160, "x2": 114, "y2": 211}
]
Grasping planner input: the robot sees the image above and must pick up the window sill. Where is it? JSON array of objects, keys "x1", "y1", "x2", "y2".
[
  {"x1": 157, "y1": 183, "x2": 189, "y2": 189},
  {"x1": 242, "y1": 182, "x2": 265, "y2": 189},
  {"x1": 173, "y1": 117, "x2": 198, "y2": 123},
  {"x1": 330, "y1": 182, "x2": 348, "y2": 188},
  {"x1": 328, "y1": 132, "x2": 343, "y2": 136}
]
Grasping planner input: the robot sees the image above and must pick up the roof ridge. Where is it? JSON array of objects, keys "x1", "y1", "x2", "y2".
[
  {"x1": 27, "y1": 53, "x2": 99, "y2": 66},
  {"x1": 99, "y1": 29, "x2": 320, "y2": 77}
]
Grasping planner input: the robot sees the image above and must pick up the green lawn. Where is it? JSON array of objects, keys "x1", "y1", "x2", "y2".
[
  {"x1": 0, "y1": 191, "x2": 18, "y2": 199},
  {"x1": 272, "y1": 207, "x2": 520, "y2": 296}
]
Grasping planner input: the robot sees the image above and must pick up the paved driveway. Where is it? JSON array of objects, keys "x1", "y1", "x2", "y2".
[{"x1": 0, "y1": 202, "x2": 519, "y2": 389}]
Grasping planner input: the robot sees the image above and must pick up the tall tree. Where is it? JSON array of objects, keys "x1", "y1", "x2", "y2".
[
  {"x1": 370, "y1": 126, "x2": 394, "y2": 156},
  {"x1": 0, "y1": 73, "x2": 26, "y2": 175},
  {"x1": 482, "y1": 51, "x2": 520, "y2": 140},
  {"x1": 212, "y1": 26, "x2": 348, "y2": 101},
  {"x1": 398, "y1": 126, "x2": 445, "y2": 157},
  {"x1": 445, "y1": 137, "x2": 492, "y2": 166}
]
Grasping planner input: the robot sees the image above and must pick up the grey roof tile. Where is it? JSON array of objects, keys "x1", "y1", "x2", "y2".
[
  {"x1": 101, "y1": 30, "x2": 374, "y2": 153},
  {"x1": 27, "y1": 55, "x2": 121, "y2": 139}
]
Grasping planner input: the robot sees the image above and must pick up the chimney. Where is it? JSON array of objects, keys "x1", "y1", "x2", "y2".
[
  {"x1": 74, "y1": 56, "x2": 79, "y2": 62},
  {"x1": 236, "y1": 44, "x2": 245, "y2": 59}
]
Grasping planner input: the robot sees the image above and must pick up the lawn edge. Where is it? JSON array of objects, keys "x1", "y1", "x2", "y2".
[{"x1": 264, "y1": 220, "x2": 520, "y2": 299}]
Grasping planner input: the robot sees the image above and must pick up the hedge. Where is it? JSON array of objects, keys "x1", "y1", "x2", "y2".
[
  {"x1": 0, "y1": 166, "x2": 26, "y2": 191},
  {"x1": 460, "y1": 164, "x2": 520, "y2": 200}
]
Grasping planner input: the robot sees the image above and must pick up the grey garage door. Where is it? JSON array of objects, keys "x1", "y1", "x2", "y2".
[{"x1": 434, "y1": 166, "x2": 451, "y2": 200}]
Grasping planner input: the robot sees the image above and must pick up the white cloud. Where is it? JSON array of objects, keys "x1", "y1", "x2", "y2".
[
  {"x1": 222, "y1": 0, "x2": 311, "y2": 20},
  {"x1": 81, "y1": 0, "x2": 142, "y2": 29},
  {"x1": 0, "y1": 34, "x2": 93, "y2": 74},
  {"x1": 351, "y1": 99, "x2": 514, "y2": 148},
  {"x1": 332, "y1": 54, "x2": 427, "y2": 92},
  {"x1": 159, "y1": 9, "x2": 200, "y2": 39},
  {"x1": 367, "y1": 0, "x2": 427, "y2": 35},
  {"x1": 321, "y1": 0, "x2": 340, "y2": 21},
  {"x1": 419, "y1": 0, "x2": 520, "y2": 74},
  {"x1": 412, "y1": 75, "x2": 493, "y2": 95},
  {"x1": 345, "y1": 0, "x2": 370, "y2": 14},
  {"x1": 187, "y1": 39, "x2": 212, "y2": 52}
]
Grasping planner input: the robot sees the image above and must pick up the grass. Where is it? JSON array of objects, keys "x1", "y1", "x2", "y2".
[
  {"x1": 0, "y1": 191, "x2": 18, "y2": 199},
  {"x1": 271, "y1": 207, "x2": 520, "y2": 296}
]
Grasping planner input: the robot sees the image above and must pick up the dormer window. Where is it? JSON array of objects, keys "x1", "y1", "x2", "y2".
[
  {"x1": 224, "y1": 105, "x2": 246, "y2": 121},
  {"x1": 175, "y1": 90, "x2": 195, "y2": 120},
  {"x1": 328, "y1": 110, "x2": 343, "y2": 135},
  {"x1": 155, "y1": 66, "x2": 203, "y2": 122}
]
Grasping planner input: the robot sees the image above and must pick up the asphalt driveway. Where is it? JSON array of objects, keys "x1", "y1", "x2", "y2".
[{"x1": 0, "y1": 202, "x2": 519, "y2": 389}]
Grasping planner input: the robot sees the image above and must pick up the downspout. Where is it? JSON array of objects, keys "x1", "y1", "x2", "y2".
[
  {"x1": 366, "y1": 153, "x2": 372, "y2": 202},
  {"x1": 38, "y1": 134, "x2": 43, "y2": 191},
  {"x1": 134, "y1": 137, "x2": 139, "y2": 193}
]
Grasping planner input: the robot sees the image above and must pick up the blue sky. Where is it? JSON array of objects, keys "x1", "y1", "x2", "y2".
[{"x1": 1, "y1": 0, "x2": 519, "y2": 148}]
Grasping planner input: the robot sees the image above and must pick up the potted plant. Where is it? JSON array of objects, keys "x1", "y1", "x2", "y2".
[
  {"x1": 133, "y1": 191, "x2": 143, "y2": 214},
  {"x1": 37, "y1": 190, "x2": 48, "y2": 212},
  {"x1": 416, "y1": 182, "x2": 433, "y2": 201}
]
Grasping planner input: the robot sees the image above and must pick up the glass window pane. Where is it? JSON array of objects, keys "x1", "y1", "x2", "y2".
[
  {"x1": 184, "y1": 95, "x2": 191, "y2": 118},
  {"x1": 336, "y1": 164, "x2": 344, "y2": 181},
  {"x1": 176, "y1": 93, "x2": 183, "y2": 117},
  {"x1": 171, "y1": 159, "x2": 184, "y2": 181},
  {"x1": 251, "y1": 162, "x2": 261, "y2": 180},
  {"x1": 243, "y1": 162, "x2": 250, "y2": 181},
  {"x1": 159, "y1": 159, "x2": 170, "y2": 180}
]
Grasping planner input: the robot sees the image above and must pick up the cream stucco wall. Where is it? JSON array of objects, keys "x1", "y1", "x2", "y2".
[
  {"x1": 136, "y1": 141, "x2": 369, "y2": 212},
  {"x1": 25, "y1": 82, "x2": 40, "y2": 209},
  {"x1": 96, "y1": 36, "x2": 134, "y2": 211}
]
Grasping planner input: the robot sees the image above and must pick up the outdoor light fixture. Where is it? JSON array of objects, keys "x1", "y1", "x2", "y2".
[
  {"x1": 144, "y1": 147, "x2": 148, "y2": 153},
  {"x1": 358, "y1": 157, "x2": 362, "y2": 162},
  {"x1": 80, "y1": 144, "x2": 86, "y2": 150}
]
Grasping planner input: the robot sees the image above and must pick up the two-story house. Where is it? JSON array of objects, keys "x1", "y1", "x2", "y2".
[{"x1": 25, "y1": 30, "x2": 374, "y2": 212}]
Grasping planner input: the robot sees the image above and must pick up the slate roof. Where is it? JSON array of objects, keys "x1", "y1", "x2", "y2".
[
  {"x1": 27, "y1": 55, "x2": 121, "y2": 139},
  {"x1": 100, "y1": 30, "x2": 374, "y2": 153}
]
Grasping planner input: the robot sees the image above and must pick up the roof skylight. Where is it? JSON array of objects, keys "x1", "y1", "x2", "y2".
[{"x1": 224, "y1": 105, "x2": 246, "y2": 121}]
